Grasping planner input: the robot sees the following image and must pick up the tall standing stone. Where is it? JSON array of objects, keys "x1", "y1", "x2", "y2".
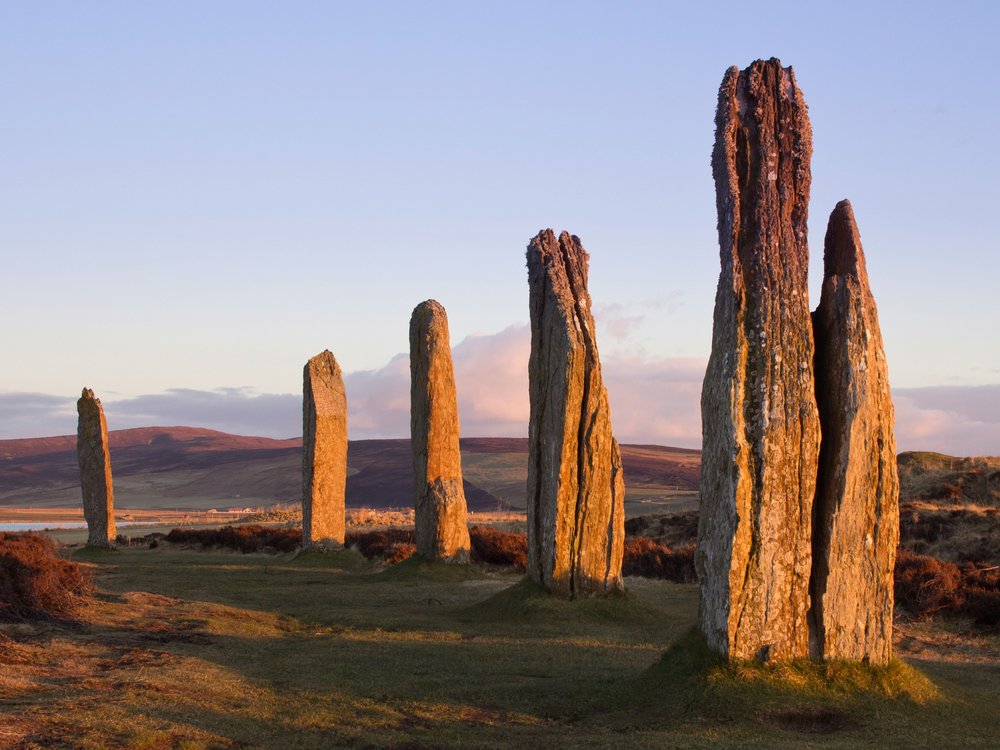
[
  {"x1": 810, "y1": 200, "x2": 899, "y2": 663},
  {"x1": 409, "y1": 300, "x2": 472, "y2": 562},
  {"x1": 697, "y1": 59, "x2": 821, "y2": 661},
  {"x1": 76, "y1": 388, "x2": 116, "y2": 548},
  {"x1": 526, "y1": 229, "x2": 625, "y2": 598},
  {"x1": 302, "y1": 350, "x2": 348, "y2": 549}
]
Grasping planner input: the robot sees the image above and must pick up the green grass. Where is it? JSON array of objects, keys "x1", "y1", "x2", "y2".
[
  {"x1": 371, "y1": 554, "x2": 487, "y2": 583},
  {"x1": 2, "y1": 545, "x2": 998, "y2": 749}
]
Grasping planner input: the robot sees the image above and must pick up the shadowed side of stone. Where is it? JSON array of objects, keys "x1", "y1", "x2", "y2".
[
  {"x1": 76, "y1": 388, "x2": 116, "y2": 548},
  {"x1": 302, "y1": 350, "x2": 347, "y2": 549},
  {"x1": 525, "y1": 229, "x2": 625, "y2": 598},
  {"x1": 698, "y1": 58, "x2": 820, "y2": 661},
  {"x1": 810, "y1": 200, "x2": 899, "y2": 663},
  {"x1": 410, "y1": 300, "x2": 471, "y2": 562}
]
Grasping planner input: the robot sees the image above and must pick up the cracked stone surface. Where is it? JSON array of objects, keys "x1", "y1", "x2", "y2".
[
  {"x1": 697, "y1": 58, "x2": 820, "y2": 661},
  {"x1": 410, "y1": 299, "x2": 471, "y2": 562},
  {"x1": 77, "y1": 388, "x2": 116, "y2": 548},
  {"x1": 302, "y1": 350, "x2": 347, "y2": 549},
  {"x1": 810, "y1": 199, "x2": 899, "y2": 664},
  {"x1": 526, "y1": 229, "x2": 624, "y2": 598}
]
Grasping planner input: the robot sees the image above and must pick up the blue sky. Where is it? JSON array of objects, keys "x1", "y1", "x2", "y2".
[{"x1": 2, "y1": 2, "x2": 998, "y2": 453}]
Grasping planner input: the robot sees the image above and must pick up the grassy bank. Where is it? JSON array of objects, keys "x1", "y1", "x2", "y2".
[{"x1": 1, "y1": 545, "x2": 998, "y2": 748}]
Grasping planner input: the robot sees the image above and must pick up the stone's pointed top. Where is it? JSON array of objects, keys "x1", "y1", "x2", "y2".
[
  {"x1": 530, "y1": 228, "x2": 556, "y2": 245},
  {"x1": 823, "y1": 199, "x2": 869, "y2": 284},
  {"x1": 306, "y1": 349, "x2": 341, "y2": 376},
  {"x1": 412, "y1": 299, "x2": 446, "y2": 319},
  {"x1": 526, "y1": 230, "x2": 590, "y2": 286},
  {"x1": 78, "y1": 388, "x2": 101, "y2": 410},
  {"x1": 525, "y1": 226, "x2": 623, "y2": 596}
]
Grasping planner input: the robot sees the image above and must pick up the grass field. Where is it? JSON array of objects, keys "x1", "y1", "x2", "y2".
[{"x1": 2, "y1": 545, "x2": 999, "y2": 749}]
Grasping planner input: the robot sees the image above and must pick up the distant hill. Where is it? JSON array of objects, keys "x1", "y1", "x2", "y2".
[
  {"x1": 0, "y1": 427, "x2": 702, "y2": 512},
  {"x1": 897, "y1": 451, "x2": 1000, "y2": 506}
]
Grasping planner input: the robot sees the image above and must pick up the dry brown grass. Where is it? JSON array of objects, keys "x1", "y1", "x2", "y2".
[
  {"x1": 622, "y1": 537, "x2": 697, "y2": 583},
  {"x1": 469, "y1": 525, "x2": 528, "y2": 570},
  {"x1": 0, "y1": 532, "x2": 93, "y2": 623},
  {"x1": 165, "y1": 525, "x2": 301, "y2": 553},
  {"x1": 894, "y1": 549, "x2": 1000, "y2": 629},
  {"x1": 899, "y1": 503, "x2": 1000, "y2": 564}
]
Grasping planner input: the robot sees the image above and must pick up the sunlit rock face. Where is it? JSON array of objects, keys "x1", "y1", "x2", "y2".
[
  {"x1": 697, "y1": 58, "x2": 820, "y2": 661},
  {"x1": 77, "y1": 388, "x2": 117, "y2": 548},
  {"x1": 302, "y1": 350, "x2": 347, "y2": 549},
  {"x1": 409, "y1": 299, "x2": 471, "y2": 563},
  {"x1": 810, "y1": 200, "x2": 899, "y2": 664},
  {"x1": 525, "y1": 229, "x2": 625, "y2": 598}
]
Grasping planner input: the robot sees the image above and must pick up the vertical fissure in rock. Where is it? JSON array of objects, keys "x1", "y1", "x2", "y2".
[
  {"x1": 410, "y1": 299, "x2": 471, "y2": 563},
  {"x1": 809, "y1": 200, "x2": 899, "y2": 664},
  {"x1": 526, "y1": 229, "x2": 624, "y2": 597},
  {"x1": 699, "y1": 58, "x2": 819, "y2": 660}
]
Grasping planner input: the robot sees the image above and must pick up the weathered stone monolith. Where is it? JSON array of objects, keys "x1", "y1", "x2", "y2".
[
  {"x1": 809, "y1": 200, "x2": 899, "y2": 663},
  {"x1": 76, "y1": 388, "x2": 116, "y2": 548},
  {"x1": 302, "y1": 350, "x2": 347, "y2": 549},
  {"x1": 410, "y1": 300, "x2": 471, "y2": 562},
  {"x1": 526, "y1": 229, "x2": 625, "y2": 598},
  {"x1": 697, "y1": 59, "x2": 821, "y2": 661}
]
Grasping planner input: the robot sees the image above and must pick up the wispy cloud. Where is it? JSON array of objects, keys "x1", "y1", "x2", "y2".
[
  {"x1": 3, "y1": 340, "x2": 998, "y2": 457},
  {"x1": 893, "y1": 385, "x2": 1000, "y2": 455}
]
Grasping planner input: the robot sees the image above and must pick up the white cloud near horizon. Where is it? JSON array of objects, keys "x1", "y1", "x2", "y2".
[{"x1": 1, "y1": 333, "x2": 998, "y2": 457}]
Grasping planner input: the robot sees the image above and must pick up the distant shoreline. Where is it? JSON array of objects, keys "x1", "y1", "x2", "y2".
[{"x1": 0, "y1": 506, "x2": 252, "y2": 526}]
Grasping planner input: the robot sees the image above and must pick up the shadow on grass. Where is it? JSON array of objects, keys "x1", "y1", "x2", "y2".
[
  {"x1": 461, "y1": 577, "x2": 664, "y2": 626},
  {"x1": 71, "y1": 545, "x2": 120, "y2": 560},
  {"x1": 372, "y1": 554, "x2": 487, "y2": 583},
  {"x1": 627, "y1": 627, "x2": 942, "y2": 734},
  {"x1": 282, "y1": 548, "x2": 373, "y2": 573}
]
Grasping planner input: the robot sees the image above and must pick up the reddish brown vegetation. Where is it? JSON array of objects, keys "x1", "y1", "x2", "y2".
[
  {"x1": 345, "y1": 529, "x2": 414, "y2": 563},
  {"x1": 0, "y1": 532, "x2": 92, "y2": 621},
  {"x1": 469, "y1": 526, "x2": 528, "y2": 571},
  {"x1": 165, "y1": 525, "x2": 300, "y2": 553},
  {"x1": 621, "y1": 536, "x2": 697, "y2": 583},
  {"x1": 894, "y1": 549, "x2": 1000, "y2": 629}
]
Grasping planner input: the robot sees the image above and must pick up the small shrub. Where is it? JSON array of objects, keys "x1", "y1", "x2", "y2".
[
  {"x1": 894, "y1": 550, "x2": 1000, "y2": 630},
  {"x1": 383, "y1": 543, "x2": 417, "y2": 565},
  {"x1": 622, "y1": 537, "x2": 697, "y2": 583},
  {"x1": 894, "y1": 549, "x2": 964, "y2": 618},
  {"x1": 165, "y1": 525, "x2": 300, "y2": 554},
  {"x1": 469, "y1": 526, "x2": 527, "y2": 571},
  {"x1": 0, "y1": 532, "x2": 93, "y2": 621},
  {"x1": 346, "y1": 529, "x2": 414, "y2": 561}
]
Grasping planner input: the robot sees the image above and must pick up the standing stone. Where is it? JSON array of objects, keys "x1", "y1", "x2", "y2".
[
  {"x1": 697, "y1": 59, "x2": 821, "y2": 661},
  {"x1": 810, "y1": 200, "x2": 899, "y2": 663},
  {"x1": 409, "y1": 300, "x2": 472, "y2": 562},
  {"x1": 76, "y1": 388, "x2": 116, "y2": 548},
  {"x1": 302, "y1": 350, "x2": 347, "y2": 549},
  {"x1": 526, "y1": 229, "x2": 625, "y2": 598}
]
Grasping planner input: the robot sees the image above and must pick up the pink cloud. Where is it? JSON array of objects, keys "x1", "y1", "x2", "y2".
[
  {"x1": 893, "y1": 385, "x2": 1000, "y2": 456},
  {"x1": 340, "y1": 324, "x2": 704, "y2": 448},
  {"x1": 5, "y1": 341, "x2": 997, "y2": 458}
]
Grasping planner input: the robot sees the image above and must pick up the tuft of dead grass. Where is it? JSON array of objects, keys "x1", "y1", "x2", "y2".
[
  {"x1": 165, "y1": 524, "x2": 301, "y2": 553},
  {"x1": 622, "y1": 537, "x2": 697, "y2": 582},
  {"x1": 469, "y1": 525, "x2": 527, "y2": 571},
  {"x1": 0, "y1": 531, "x2": 93, "y2": 621},
  {"x1": 894, "y1": 549, "x2": 1000, "y2": 629}
]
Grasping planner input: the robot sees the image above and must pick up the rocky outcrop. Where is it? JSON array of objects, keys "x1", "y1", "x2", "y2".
[
  {"x1": 409, "y1": 300, "x2": 471, "y2": 562},
  {"x1": 525, "y1": 229, "x2": 624, "y2": 598},
  {"x1": 302, "y1": 350, "x2": 347, "y2": 549},
  {"x1": 697, "y1": 59, "x2": 821, "y2": 661},
  {"x1": 76, "y1": 388, "x2": 116, "y2": 548},
  {"x1": 810, "y1": 200, "x2": 899, "y2": 663}
]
